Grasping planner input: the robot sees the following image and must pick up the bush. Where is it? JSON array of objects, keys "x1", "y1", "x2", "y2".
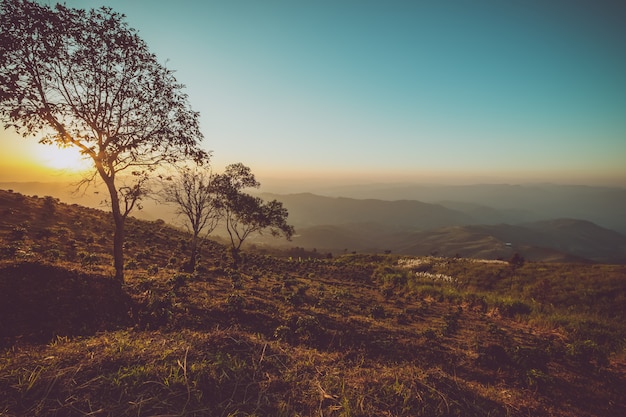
[
  {"x1": 442, "y1": 307, "x2": 462, "y2": 335},
  {"x1": 273, "y1": 325, "x2": 292, "y2": 342},
  {"x1": 80, "y1": 252, "x2": 99, "y2": 266},
  {"x1": 168, "y1": 273, "x2": 190, "y2": 290},
  {"x1": 295, "y1": 315, "x2": 324, "y2": 342},
  {"x1": 9, "y1": 225, "x2": 27, "y2": 241},
  {"x1": 124, "y1": 258, "x2": 138, "y2": 270},
  {"x1": 370, "y1": 304, "x2": 386, "y2": 319},
  {"x1": 496, "y1": 299, "x2": 532, "y2": 317},
  {"x1": 225, "y1": 293, "x2": 246, "y2": 314}
]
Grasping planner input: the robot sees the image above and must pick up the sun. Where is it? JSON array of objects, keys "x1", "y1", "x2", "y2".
[{"x1": 36, "y1": 144, "x2": 92, "y2": 172}]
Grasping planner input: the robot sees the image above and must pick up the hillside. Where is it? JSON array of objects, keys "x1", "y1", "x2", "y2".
[
  {"x1": 395, "y1": 221, "x2": 626, "y2": 264},
  {"x1": 1, "y1": 189, "x2": 626, "y2": 417}
]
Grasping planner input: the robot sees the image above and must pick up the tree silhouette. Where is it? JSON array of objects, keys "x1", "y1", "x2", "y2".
[
  {"x1": 0, "y1": 0, "x2": 208, "y2": 282},
  {"x1": 212, "y1": 163, "x2": 294, "y2": 265},
  {"x1": 160, "y1": 166, "x2": 220, "y2": 271}
]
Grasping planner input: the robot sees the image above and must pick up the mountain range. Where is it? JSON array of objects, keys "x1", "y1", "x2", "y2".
[
  {"x1": 2, "y1": 181, "x2": 625, "y2": 264},
  {"x1": 259, "y1": 191, "x2": 626, "y2": 264}
]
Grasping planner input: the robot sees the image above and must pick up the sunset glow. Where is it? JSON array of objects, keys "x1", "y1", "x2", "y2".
[
  {"x1": 1, "y1": 0, "x2": 625, "y2": 187},
  {"x1": 35, "y1": 144, "x2": 91, "y2": 173}
]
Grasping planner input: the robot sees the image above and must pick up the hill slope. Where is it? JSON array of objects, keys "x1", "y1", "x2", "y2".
[
  {"x1": 395, "y1": 220, "x2": 626, "y2": 264},
  {"x1": 1, "y1": 189, "x2": 626, "y2": 417}
]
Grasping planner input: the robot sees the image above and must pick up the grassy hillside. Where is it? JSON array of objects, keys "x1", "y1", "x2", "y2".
[{"x1": 1, "y1": 189, "x2": 625, "y2": 416}]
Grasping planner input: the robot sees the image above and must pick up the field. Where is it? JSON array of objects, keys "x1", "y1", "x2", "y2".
[{"x1": 1, "y1": 189, "x2": 625, "y2": 416}]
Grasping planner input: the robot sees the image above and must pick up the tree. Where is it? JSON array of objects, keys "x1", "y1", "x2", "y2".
[
  {"x1": 508, "y1": 252, "x2": 525, "y2": 270},
  {"x1": 0, "y1": 0, "x2": 208, "y2": 282},
  {"x1": 213, "y1": 163, "x2": 294, "y2": 263},
  {"x1": 160, "y1": 166, "x2": 220, "y2": 271},
  {"x1": 507, "y1": 252, "x2": 525, "y2": 290}
]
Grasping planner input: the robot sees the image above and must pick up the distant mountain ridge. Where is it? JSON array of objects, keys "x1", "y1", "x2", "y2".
[
  {"x1": 260, "y1": 192, "x2": 472, "y2": 230},
  {"x1": 258, "y1": 192, "x2": 626, "y2": 264},
  {"x1": 3, "y1": 182, "x2": 625, "y2": 264},
  {"x1": 287, "y1": 220, "x2": 626, "y2": 264},
  {"x1": 304, "y1": 183, "x2": 626, "y2": 234}
]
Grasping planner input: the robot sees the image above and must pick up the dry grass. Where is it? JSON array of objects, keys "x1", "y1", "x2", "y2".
[{"x1": 1, "y1": 189, "x2": 625, "y2": 416}]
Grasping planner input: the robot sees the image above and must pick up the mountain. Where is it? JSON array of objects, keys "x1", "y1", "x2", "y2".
[
  {"x1": 4, "y1": 182, "x2": 626, "y2": 263},
  {"x1": 288, "y1": 221, "x2": 626, "y2": 264},
  {"x1": 395, "y1": 220, "x2": 626, "y2": 264},
  {"x1": 257, "y1": 192, "x2": 626, "y2": 263},
  {"x1": 260, "y1": 192, "x2": 473, "y2": 230},
  {"x1": 306, "y1": 183, "x2": 626, "y2": 234}
]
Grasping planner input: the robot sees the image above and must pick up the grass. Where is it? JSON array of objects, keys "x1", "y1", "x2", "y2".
[{"x1": 0, "y1": 189, "x2": 625, "y2": 416}]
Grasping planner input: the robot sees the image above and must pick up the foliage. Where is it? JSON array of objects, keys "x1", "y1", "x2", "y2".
[
  {"x1": 0, "y1": 0, "x2": 208, "y2": 281},
  {"x1": 212, "y1": 163, "x2": 295, "y2": 253}
]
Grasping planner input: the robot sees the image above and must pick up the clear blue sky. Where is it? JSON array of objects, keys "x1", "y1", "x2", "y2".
[{"x1": 3, "y1": 0, "x2": 626, "y2": 186}]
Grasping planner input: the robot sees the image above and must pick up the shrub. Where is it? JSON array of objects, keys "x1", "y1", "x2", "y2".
[
  {"x1": 80, "y1": 252, "x2": 99, "y2": 266},
  {"x1": 168, "y1": 273, "x2": 190, "y2": 290},
  {"x1": 370, "y1": 304, "x2": 386, "y2": 319},
  {"x1": 124, "y1": 258, "x2": 138, "y2": 270},
  {"x1": 273, "y1": 325, "x2": 292, "y2": 342},
  {"x1": 9, "y1": 225, "x2": 27, "y2": 241},
  {"x1": 225, "y1": 293, "x2": 246, "y2": 313},
  {"x1": 442, "y1": 307, "x2": 462, "y2": 335},
  {"x1": 167, "y1": 256, "x2": 178, "y2": 267},
  {"x1": 46, "y1": 248, "x2": 62, "y2": 261},
  {"x1": 496, "y1": 299, "x2": 532, "y2": 317},
  {"x1": 295, "y1": 315, "x2": 323, "y2": 341}
]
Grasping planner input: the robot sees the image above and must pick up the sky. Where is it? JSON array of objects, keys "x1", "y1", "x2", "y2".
[{"x1": 1, "y1": 0, "x2": 625, "y2": 187}]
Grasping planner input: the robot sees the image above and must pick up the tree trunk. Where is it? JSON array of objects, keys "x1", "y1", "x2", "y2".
[
  {"x1": 187, "y1": 233, "x2": 198, "y2": 272},
  {"x1": 112, "y1": 213, "x2": 125, "y2": 282},
  {"x1": 103, "y1": 176, "x2": 126, "y2": 283},
  {"x1": 230, "y1": 247, "x2": 241, "y2": 269}
]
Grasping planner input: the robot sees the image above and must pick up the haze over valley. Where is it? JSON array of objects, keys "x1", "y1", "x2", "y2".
[{"x1": 3, "y1": 179, "x2": 625, "y2": 264}]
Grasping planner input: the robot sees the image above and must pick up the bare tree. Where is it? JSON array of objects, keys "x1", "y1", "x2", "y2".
[
  {"x1": 0, "y1": 0, "x2": 208, "y2": 282},
  {"x1": 161, "y1": 166, "x2": 220, "y2": 271}
]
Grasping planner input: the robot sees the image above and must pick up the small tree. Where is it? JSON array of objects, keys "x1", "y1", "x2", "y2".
[
  {"x1": 221, "y1": 193, "x2": 294, "y2": 251},
  {"x1": 0, "y1": 1, "x2": 208, "y2": 282},
  {"x1": 161, "y1": 166, "x2": 220, "y2": 271},
  {"x1": 508, "y1": 252, "x2": 525, "y2": 290},
  {"x1": 213, "y1": 163, "x2": 294, "y2": 264}
]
